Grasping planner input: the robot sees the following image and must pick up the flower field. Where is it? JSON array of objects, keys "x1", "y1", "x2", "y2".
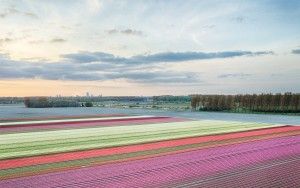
[{"x1": 0, "y1": 114, "x2": 299, "y2": 187}]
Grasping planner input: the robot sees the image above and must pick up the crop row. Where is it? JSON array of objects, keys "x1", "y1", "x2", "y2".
[
  {"x1": 1, "y1": 135, "x2": 299, "y2": 187},
  {"x1": 0, "y1": 115, "x2": 299, "y2": 187}
]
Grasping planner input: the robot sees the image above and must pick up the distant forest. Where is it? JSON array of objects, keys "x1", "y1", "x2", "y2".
[
  {"x1": 24, "y1": 97, "x2": 80, "y2": 108},
  {"x1": 191, "y1": 92, "x2": 300, "y2": 113},
  {"x1": 21, "y1": 96, "x2": 151, "y2": 108},
  {"x1": 153, "y1": 95, "x2": 190, "y2": 103},
  {"x1": 1, "y1": 93, "x2": 300, "y2": 114}
]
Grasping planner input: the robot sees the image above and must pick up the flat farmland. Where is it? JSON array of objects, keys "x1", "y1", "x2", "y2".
[{"x1": 0, "y1": 114, "x2": 299, "y2": 187}]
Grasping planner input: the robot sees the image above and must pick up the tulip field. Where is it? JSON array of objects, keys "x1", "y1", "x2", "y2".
[{"x1": 0, "y1": 114, "x2": 299, "y2": 187}]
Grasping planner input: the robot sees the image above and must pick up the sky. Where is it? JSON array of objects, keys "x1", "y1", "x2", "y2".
[{"x1": 0, "y1": 0, "x2": 300, "y2": 96}]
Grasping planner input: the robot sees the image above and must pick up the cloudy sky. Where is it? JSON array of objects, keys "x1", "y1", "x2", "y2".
[{"x1": 0, "y1": 0, "x2": 299, "y2": 96}]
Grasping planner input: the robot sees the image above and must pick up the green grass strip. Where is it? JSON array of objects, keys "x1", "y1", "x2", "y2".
[
  {"x1": 0, "y1": 120, "x2": 272, "y2": 143},
  {"x1": 0, "y1": 122, "x2": 276, "y2": 159},
  {"x1": 0, "y1": 122, "x2": 272, "y2": 150}
]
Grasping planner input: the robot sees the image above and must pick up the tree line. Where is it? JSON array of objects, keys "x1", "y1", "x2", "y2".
[
  {"x1": 191, "y1": 92, "x2": 300, "y2": 113},
  {"x1": 0, "y1": 97, "x2": 24, "y2": 104},
  {"x1": 153, "y1": 95, "x2": 191, "y2": 103},
  {"x1": 24, "y1": 97, "x2": 80, "y2": 108}
]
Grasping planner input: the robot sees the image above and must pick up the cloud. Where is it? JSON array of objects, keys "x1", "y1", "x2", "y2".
[
  {"x1": 24, "y1": 12, "x2": 38, "y2": 19},
  {"x1": 121, "y1": 29, "x2": 143, "y2": 36},
  {"x1": 233, "y1": 16, "x2": 246, "y2": 23},
  {"x1": 62, "y1": 52, "x2": 126, "y2": 63},
  {"x1": 29, "y1": 40, "x2": 45, "y2": 44},
  {"x1": 63, "y1": 50, "x2": 273, "y2": 64},
  {"x1": 107, "y1": 29, "x2": 118, "y2": 34},
  {"x1": 0, "y1": 38, "x2": 13, "y2": 45},
  {"x1": 0, "y1": 7, "x2": 19, "y2": 18},
  {"x1": 107, "y1": 29, "x2": 144, "y2": 36},
  {"x1": 0, "y1": 8, "x2": 18, "y2": 18},
  {"x1": 87, "y1": 0, "x2": 102, "y2": 13},
  {"x1": 291, "y1": 49, "x2": 300, "y2": 54},
  {"x1": 0, "y1": 49, "x2": 272, "y2": 83},
  {"x1": 131, "y1": 51, "x2": 264, "y2": 63},
  {"x1": 218, "y1": 73, "x2": 252, "y2": 79},
  {"x1": 0, "y1": 6, "x2": 38, "y2": 19},
  {"x1": 0, "y1": 54, "x2": 199, "y2": 84},
  {"x1": 109, "y1": 72, "x2": 200, "y2": 83},
  {"x1": 202, "y1": 24, "x2": 216, "y2": 29},
  {"x1": 50, "y1": 38, "x2": 67, "y2": 43}
]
